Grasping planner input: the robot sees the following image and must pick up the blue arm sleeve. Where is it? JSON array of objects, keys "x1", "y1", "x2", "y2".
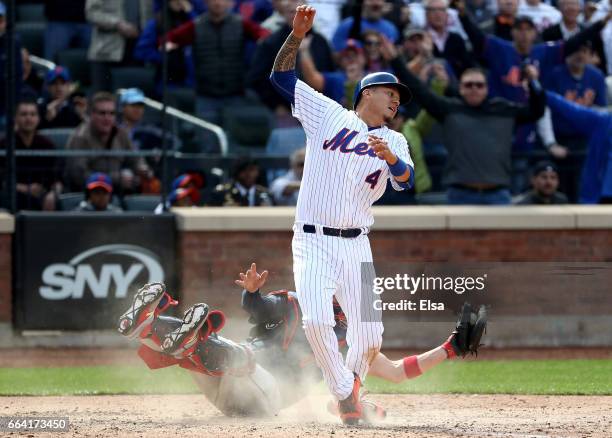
[
  {"x1": 269, "y1": 70, "x2": 297, "y2": 105},
  {"x1": 388, "y1": 159, "x2": 415, "y2": 189},
  {"x1": 546, "y1": 91, "x2": 605, "y2": 136},
  {"x1": 241, "y1": 289, "x2": 287, "y2": 322}
]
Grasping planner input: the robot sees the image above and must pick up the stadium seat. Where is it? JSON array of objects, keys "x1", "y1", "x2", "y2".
[
  {"x1": 38, "y1": 128, "x2": 75, "y2": 149},
  {"x1": 15, "y1": 22, "x2": 45, "y2": 57},
  {"x1": 17, "y1": 4, "x2": 45, "y2": 23},
  {"x1": 167, "y1": 87, "x2": 196, "y2": 113},
  {"x1": 123, "y1": 195, "x2": 161, "y2": 212},
  {"x1": 57, "y1": 192, "x2": 84, "y2": 211},
  {"x1": 110, "y1": 67, "x2": 156, "y2": 98},
  {"x1": 56, "y1": 49, "x2": 90, "y2": 87},
  {"x1": 265, "y1": 127, "x2": 306, "y2": 181},
  {"x1": 265, "y1": 127, "x2": 306, "y2": 155},
  {"x1": 222, "y1": 104, "x2": 273, "y2": 150}
]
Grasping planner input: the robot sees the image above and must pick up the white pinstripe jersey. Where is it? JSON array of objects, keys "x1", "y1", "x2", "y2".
[{"x1": 292, "y1": 80, "x2": 414, "y2": 229}]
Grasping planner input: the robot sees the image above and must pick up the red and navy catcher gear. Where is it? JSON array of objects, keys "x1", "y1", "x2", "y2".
[{"x1": 353, "y1": 72, "x2": 412, "y2": 109}]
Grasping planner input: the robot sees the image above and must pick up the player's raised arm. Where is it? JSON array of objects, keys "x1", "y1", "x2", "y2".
[{"x1": 269, "y1": 6, "x2": 315, "y2": 103}]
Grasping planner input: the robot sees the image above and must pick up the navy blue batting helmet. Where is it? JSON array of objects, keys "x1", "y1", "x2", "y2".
[{"x1": 353, "y1": 72, "x2": 412, "y2": 109}]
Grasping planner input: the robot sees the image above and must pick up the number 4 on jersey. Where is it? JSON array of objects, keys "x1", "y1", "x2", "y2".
[{"x1": 365, "y1": 169, "x2": 382, "y2": 189}]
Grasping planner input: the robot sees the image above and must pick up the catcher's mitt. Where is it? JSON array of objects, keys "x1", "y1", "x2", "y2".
[{"x1": 448, "y1": 302, "x2": 488, "y2": 357}]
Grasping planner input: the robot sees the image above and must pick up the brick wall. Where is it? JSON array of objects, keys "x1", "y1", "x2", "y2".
[
  {"x1": 0, "y1": 234, "x2": 11, "y2": 323},
  {"x1": 179, "y1": 227, "x2": 612, "y2": 346},
  {"x1": 179, "y1": 229, "x2": 612, "y2": 314}
]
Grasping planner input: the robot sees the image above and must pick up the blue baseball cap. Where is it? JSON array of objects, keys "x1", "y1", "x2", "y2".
[
  {"x1": 86, "y1": 172, "x2": 113, "y2": 192},
  {"x1": 45, "y1": 66, "x2": 71, "y2": 84},
  {"x1": 0, "y1": 2, "x2": 6, "y2": 16},
  {"x1": 120, "y1": 88, "x2": 145, "y2": 105}
]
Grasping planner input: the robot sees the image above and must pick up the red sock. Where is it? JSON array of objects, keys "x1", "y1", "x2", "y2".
[
  {"x1": 441, "y1": 339, "x2": 456, "y2": 359},
  {"x1": 402, "y1": 355, "x2": 422, "y2": 379}
]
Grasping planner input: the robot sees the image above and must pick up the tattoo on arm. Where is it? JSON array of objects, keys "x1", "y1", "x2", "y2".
[{"x1": 273, "y1": 33, "x2": 303, "y2": 72}]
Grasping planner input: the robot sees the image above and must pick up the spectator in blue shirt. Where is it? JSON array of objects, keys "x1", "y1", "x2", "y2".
[
  {"x1": 332, "y1": 0, "x2": 399, "y2": 52},
  {"x1": 547, "y1": 44, "x2": 608, "y2": 108},
  {"x1": 546, "y1": 91, "x2": 612, "y2": 204}
]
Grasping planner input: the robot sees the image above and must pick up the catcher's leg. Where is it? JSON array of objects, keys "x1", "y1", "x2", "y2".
[{"x1": 117, "y1": 283, "x2": 168, "y2": 339}]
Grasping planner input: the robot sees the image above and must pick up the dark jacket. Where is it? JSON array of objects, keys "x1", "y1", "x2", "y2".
[
  {"x1": 246, "y1": 24, "x2": 334, "y2": 110},
  {"x1": 390, "y1": 56, "x2": 546, "y2": 187},
  {"x1": 432, "y1": 31, "x2": 474, "y2": 77}
]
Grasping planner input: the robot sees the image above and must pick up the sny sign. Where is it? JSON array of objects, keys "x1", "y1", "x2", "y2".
[{"x1": 39, "y1": 244, "x2": 164, "y2": 300}]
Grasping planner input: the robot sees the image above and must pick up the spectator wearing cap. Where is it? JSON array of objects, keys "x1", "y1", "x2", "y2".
[
  {"x1": 270, "y1": 148, "x2": 305, "y2": 206},
  {"x1": 0, "y1": 99, "x2": 62, "y2": 211},
  {"x1": 515, "y1": 161, "x2": 568, "y2": 204},
  {"x1": 332, "y1": 0, "x2": 399, "y2": 52},
  {"x1": 423, "y1": 0, "x2": 474, "y2": 78},
  {"x1": 118, "y1": 88, "x2": 179, "y2": 191},
  {"x1": 546, "y1": 91, "x2": 612, "y2": 204},
  {"x1": 209, "y1": 159, "x2": 273, "y2": 206},
  {"x1": 517, "y1": 0, "x2": 562, "y2": 33},
  {"x1": 44, "y1": 0, "x2": 91, "y2": 62},
  {"x1": 119, "y1": 88, "x2": 146, "y2": 136},
  {"x1": 39, "y1": 66, "x2": 84, "y2": 130},
  {"x1": 65, "y1": 91, "x2": 149, "y2": 192},
  {"x1": 246, "y1": 0, "x2": 333, "y2": 116},
  {"x1": 0, "y1": 1, "x2": 23, "y2": 128},
  {"x1": 85, "y1": 0, "x2": 143, "y2": 92},
  {"x1": 154, "y1": 172, "x2": 204, "y2": 212},
  {"x1": 456, "y1": 1, "x2": 611, "y2": 152},
  {"x1": 134, "y1": 0, "x2": 203, "y2": 95},
  {"x1": 401, "y1": 28, "x2": 456, "y2": 86},
  {"x1": 75, "y1": 172, "x2": 123, "y2": 212},
  {"x1": 163, "y1": 0, "x2": 271, "y2": 127},
  {"x1": 298, "y1": 38, "x2": 366, "y2": 108}
]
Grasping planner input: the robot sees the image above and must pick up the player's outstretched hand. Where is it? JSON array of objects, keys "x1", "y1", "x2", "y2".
[
  {"x1": 369, "y1": 135, "x2": 396, "y2": 163},
  {"x1": 235, "y1": 262, "x2": 269, "y2": 293},
  {"x1": 292, "y1": 5, "x2": 316, "y2": 38}
]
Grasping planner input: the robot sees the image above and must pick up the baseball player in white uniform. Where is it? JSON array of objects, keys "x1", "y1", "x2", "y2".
[{"x1": 269, "y1": 5, "x2": 415, "y2": 425}]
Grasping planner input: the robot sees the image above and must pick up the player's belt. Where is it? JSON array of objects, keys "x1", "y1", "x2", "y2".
[{"x1": 302, "y1": 224, "x2": 362, "y2": 238}]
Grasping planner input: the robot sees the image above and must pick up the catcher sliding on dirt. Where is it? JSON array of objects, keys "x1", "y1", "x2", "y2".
[{"x1": 117, "y1": 263, "x2": 487, "y2": 422}]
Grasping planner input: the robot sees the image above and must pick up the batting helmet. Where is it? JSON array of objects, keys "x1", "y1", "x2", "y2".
[{"x1": 353, "y1": 72, "x2": 412, "y2": 110}]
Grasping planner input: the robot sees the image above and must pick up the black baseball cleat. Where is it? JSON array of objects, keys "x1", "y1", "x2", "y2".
[
  {"x1": 118, "y1": 283, "x2": 166, "y2": 339},
  {"x1": 161, "y1": 303, "x2": 210, "y2": 357},
  {"x1": 338, "y1": 373, "x2": 363, "y2": 425}
]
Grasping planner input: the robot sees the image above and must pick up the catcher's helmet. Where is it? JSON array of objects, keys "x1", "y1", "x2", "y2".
[{"x1": 353, "y1": 72, "x2": 412, "y2": 109}]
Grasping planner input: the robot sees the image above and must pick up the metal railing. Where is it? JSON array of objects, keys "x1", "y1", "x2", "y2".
[{"x1": 28, "y1": 56, "x2": 229, "y2": 156}]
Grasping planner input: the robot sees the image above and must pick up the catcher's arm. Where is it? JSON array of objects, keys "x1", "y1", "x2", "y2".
[{"x1": 236, "y1": 263, "x2": 287, "y2": 322}]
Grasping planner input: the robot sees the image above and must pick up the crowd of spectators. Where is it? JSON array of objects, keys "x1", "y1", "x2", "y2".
[{"x1": 0, "y1": 0, "x2": 611, "y2": 210}]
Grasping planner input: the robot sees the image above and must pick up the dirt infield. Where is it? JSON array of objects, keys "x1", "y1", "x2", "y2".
[{"x1": 4, "y1": 393, "x2": 610, "y2": 437}]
